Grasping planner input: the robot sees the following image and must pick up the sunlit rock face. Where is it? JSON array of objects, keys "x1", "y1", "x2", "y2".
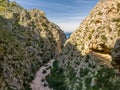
[
  {"x1": 46, "y1": 0, "x2": 120, "y2": 90},
  {"x1": 0, "y1": 0, "x2": 66, "y2": 90}
]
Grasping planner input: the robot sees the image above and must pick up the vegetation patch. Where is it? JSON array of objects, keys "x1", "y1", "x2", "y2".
[
  {"x1": 46, "y1": 60, "x2": 67, "y2": 90},
  {"x1": 101, "y1": 35, "x2": 107, "y2": 41},
  {"x1": 91, "y1": 65, "x2": 120, "y2": 90},
  {"x1": 80, "y1": 68, "x2": 89, "y2": 77},
  {"x1": 112, "y1": 18, "x2": 120, "y2": 22}
]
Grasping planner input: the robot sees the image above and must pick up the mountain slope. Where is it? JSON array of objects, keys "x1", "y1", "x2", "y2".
[
  {"x1": 46, "y1": 0, "x2": 120, "y2": 90},
  {"x1": 0, "y1": 1, "x2": 66, "y2": 90}
]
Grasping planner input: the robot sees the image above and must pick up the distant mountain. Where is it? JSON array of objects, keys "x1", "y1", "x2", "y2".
[
  {"x1": 46, "y1": 0, "x2": 120, "y2": 90},
  {"x1": 65, "y1": 32, "x2": 72, "y2": 38},
  {"x1": 0, "y1": 0, "x2": 66, "y2": 90}
]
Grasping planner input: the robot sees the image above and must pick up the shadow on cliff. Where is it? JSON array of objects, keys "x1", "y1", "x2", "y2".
[
  {"x1": 0, "y1": 14, "x2": 64, "y2": 89},
  {"x1": 59, "y1": 41, "x2": 112, "y2": 67}
]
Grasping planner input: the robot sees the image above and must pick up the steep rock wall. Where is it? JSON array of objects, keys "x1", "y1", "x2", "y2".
[{"x1": 0, "y1": 1, "x2": 66, "y2": 90}]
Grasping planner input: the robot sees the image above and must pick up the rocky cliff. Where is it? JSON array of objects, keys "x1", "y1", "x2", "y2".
[
  {"x1": 112, "y1": 37, "x2": 120, "y2": 71},
  {"x1": 0, "y1": 0, "x2": 66, "y2": 90},
  {"x1": 46, "y1": 0, "x2": 120, "y2": 90}
]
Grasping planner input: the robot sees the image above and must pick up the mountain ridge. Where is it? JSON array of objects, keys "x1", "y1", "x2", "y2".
[{"x1": 0, "y1": 1, "x2": 66, "y2": 90}]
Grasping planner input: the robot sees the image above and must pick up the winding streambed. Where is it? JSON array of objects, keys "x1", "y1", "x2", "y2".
[{"x1": 30, "y1": 59, "x2": 55, "y2": 90}]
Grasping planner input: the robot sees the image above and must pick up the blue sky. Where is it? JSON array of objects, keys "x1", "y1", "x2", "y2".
[{"x1": 10, "y1": 0, "x2": 98, "y2": 32}]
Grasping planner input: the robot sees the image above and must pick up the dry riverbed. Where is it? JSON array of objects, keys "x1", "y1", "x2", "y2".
[{"x1": 30, "y1": 59, "x2": 55, "y2": 90}]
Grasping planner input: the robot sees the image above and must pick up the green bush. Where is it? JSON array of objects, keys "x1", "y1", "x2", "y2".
[
  {"x1": 93, "y1": 66, "x2": 120, "y2": 90},
  {"x1": 80, "y1": 68, "x2": 89, "y2": 77},
  {"x1": 42, "y1": 70, "x2": 47, "y2": 74},
  {"x1": 46, "y1": 60, "x2": 67, "y2": 90},
  {"x1": 85, "y1": 77, "x2": 92, "y2": 89},
  {"x1": 101, "y1": 35, "x2": 107, "y2": 41},
  {"x1": 112, "y1": 18, "x2": 120, "y2": 22}
]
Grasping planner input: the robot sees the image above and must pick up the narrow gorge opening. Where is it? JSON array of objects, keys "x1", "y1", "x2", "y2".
[{"x1": 1, "y1": 0, "x2": 120, "y2": 90}]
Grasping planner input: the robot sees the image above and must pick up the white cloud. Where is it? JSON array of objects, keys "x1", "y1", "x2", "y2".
[
  {"x1": 57, "y1": 21, "x2": 80, "y2": 32},
  {"x1": 49, "y1": 16, "x2": 85, "y2": 32}
]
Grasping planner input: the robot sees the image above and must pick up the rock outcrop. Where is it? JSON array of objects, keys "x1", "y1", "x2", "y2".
[
  {"x1": 0, "y1": 1, "x2": 66, "y2": 90},
  {"x1": 46, "y1": 0, "x2": 120, "y2": 90},
  {"x1": 112, "y1": 38, "x2": 120, "y2": 71}
]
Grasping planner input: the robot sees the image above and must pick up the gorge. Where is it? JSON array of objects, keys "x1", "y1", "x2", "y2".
[{"x1": 0, "y1": 0, "x2": 120, "y2": 90}]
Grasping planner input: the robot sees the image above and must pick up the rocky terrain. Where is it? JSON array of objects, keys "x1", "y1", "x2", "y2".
[
  {"x1": 0, "y1": 0, "x2": 66, "y2": 90},
  {"x1": 1, "y1": 0, "x2": 120, "y2": 90},
  {"x1": 46, "y1": 0, "x2": 120, "y2": 90}
]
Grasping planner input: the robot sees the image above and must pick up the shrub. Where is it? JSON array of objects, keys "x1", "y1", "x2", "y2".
[
  {"x1": 112, "y1": 18, "x2": 120, "y2": 22},
  {"x1": 85, "y1": 77, "x2": 92, "y2": 89},
  {"x1": 101, "y1": 35, "x2": 107, "y2": 41},
  {"x1": 80, "y1": 68, "x2": 89, "y2": 77},
  {"x1": 42, "y1": 70, "x2": 47, "y2": 74},
  {"x1": 75, "y1": 61, "x2": 80, "y2": 65},
  {"x1": 118, "y1": 30, "x2": 120, "y2": 36},
  {"x1": 43, "y1": 83, "x2": 47, "y2": 87},
  {"x1": 98, "y1": 11, "x2": 102, "y2": 15},
  {"x1": 93, "y1": 65, "x2": 120, "y2": 90},
  {"x1": 41, "y1": 78, "x2": 45, "y2": 82},
  {"x1": 46, "y1": 60, "x2": 67, "y2": 90}
]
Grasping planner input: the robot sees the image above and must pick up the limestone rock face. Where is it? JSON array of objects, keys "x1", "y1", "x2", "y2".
[
  {"x1": 46, "y1": 0, "x2": 120, "y2": 90},
  {"x1": 0, "y1": 1, "x2": 66, "y2": 90}
]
